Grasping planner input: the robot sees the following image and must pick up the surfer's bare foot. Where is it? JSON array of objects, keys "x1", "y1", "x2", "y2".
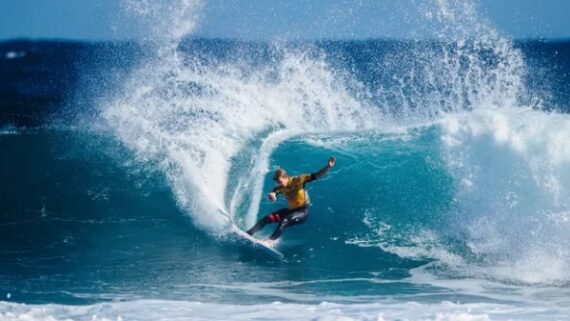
[{"x1": 261, "y1": 239, "x2": 275, "y2": 247}]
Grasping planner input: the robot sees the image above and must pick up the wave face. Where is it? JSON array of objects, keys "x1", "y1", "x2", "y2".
[
  {"x1": 100, "y1": 0, "x2": 529, "y2": 232},
  {"x1": 2, "y1": 0, "x2": 570, "y2": 319}
]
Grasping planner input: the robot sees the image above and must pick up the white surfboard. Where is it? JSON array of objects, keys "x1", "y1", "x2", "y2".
[{"x1": 230, "y1": 225, "x2": 284, "y2": 259}]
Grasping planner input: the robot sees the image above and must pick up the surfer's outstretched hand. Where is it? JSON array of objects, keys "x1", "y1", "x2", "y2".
[
  {"x1": 268, "y1": 192, "x2": 277, "y2": 202},
  {"x1": 328, "y1": 156, "x2": 336, "y2": 167}
]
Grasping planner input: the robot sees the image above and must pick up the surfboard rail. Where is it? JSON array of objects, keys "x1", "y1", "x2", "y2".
[{"x1": 230, "y1": 225, "x2": 284, "y2": 259}]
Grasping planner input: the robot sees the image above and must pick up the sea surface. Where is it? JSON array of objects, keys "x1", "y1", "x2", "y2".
[{"x1": 1, "y1": 1, "x2": 570, "y2": 320}]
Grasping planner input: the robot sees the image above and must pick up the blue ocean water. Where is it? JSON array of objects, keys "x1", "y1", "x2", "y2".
[{"x1": 2, "y1": 1, "x2": 570, "y2": 320}]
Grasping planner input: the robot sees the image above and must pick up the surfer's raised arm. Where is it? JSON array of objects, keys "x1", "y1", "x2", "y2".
[
  {"x1": 311, "y1": 156, "x2": 336, "y2": 180},
  {"x1": 266, "y1": 157, "x2": 335, "y2": 201}
]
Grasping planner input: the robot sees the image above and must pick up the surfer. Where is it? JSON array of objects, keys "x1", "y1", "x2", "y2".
[{"x1": 247, "y1": 156, "x2": 336, "y2": 246}]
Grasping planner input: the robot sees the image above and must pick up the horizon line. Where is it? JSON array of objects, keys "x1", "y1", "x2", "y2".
[{"x1": 2, "y1": 35, "x2": 570, "y2": 45}]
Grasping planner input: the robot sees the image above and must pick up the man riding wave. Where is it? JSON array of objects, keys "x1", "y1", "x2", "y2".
[{"x1": 247, "y1": 156, "x2": 336, "y2": 246}]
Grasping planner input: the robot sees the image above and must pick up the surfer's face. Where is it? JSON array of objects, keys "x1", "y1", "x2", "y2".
[{"x1": 276, "y1": 175, "x2": 289, "y2": 187}]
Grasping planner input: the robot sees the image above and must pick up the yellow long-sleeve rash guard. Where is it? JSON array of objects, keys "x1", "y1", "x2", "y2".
[{"x1": 272, "y1": 173, "x2": 316, "y2": 209}]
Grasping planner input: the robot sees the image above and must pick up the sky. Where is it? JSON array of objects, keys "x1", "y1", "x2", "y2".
[{"x1": 0, "y1": 0, "x2": 569, "y2": 41}]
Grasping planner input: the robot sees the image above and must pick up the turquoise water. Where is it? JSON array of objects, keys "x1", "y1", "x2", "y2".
[
  {"x1": 2, "y1": 120, "x2": 570, "y2": 320},
  {"x1": 1, "y1": 129, "x2": 451, "y2": 303}
]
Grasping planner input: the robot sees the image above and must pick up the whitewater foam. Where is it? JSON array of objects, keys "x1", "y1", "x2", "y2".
[
  {"x1": 101, "y1": 0, "x2": 536, "y2": 237},
  {"x1": 102, "y1": 43, "x2": 382, "y2": 233},
  {"x1": 438, "y1": 107, "x2": 570, "y2": 285},
  {"x1": 3, "y1": 299, "x2": 568, "y2": 321}
]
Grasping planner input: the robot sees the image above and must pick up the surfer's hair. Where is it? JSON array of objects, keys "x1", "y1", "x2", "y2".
[{"x1": 273, "y1": 168, "x2": 288, "y2": 181}]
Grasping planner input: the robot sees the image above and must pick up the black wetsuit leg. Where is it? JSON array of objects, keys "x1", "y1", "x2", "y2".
[
  {"x1": 246, "y1": 207, "x2": 291, "y2": 235},
  {"x1": 269, "y1": 206, "x2": 309, "y2": 240}
]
